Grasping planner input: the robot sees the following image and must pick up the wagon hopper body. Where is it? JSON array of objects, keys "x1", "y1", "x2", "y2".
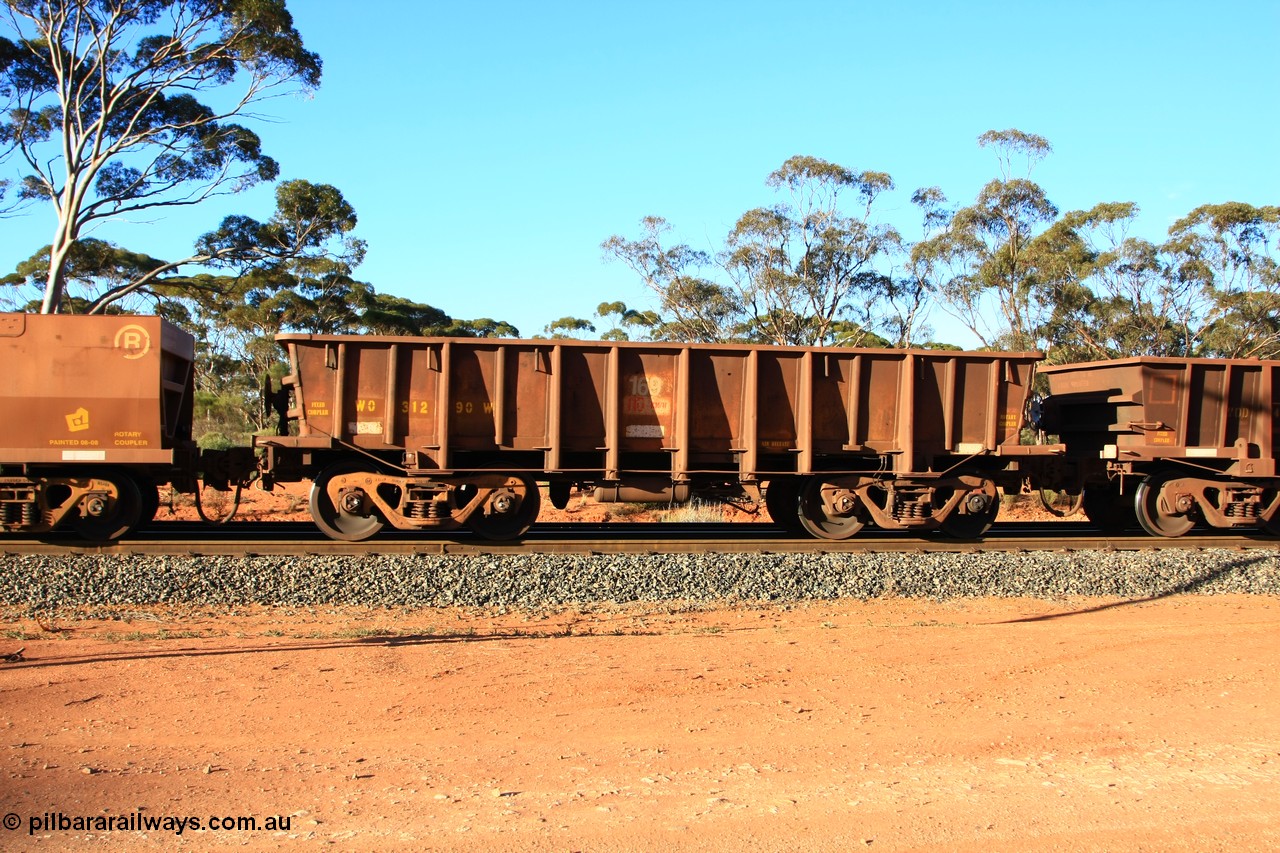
[
  {"x1": 258, "y1": 334, "x2": 1041, "y2": 541},
  {"x1": 0, "y1": 312, "x2": 197, "y2": 538},
  {"x1": 1038, "y1": 357, "x2": 1280, "y2": 536}
]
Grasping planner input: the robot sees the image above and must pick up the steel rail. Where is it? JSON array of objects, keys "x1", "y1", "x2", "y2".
[{"x1": 3, "y1": 521, "x2": 1278, "y2": 557}]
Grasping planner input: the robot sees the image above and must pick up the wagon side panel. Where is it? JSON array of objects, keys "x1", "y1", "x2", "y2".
[
  {"x1": 753, "y1": 350, "x2": 802, "y2": 473},
  {"x1": 0, "y1": 313, "x2": 192, "y2": 466},
  {"x1": 1041, "y1": 357, "x2": 1278, "y2": 476},
  {"x1": 688, "y1": 349, "x2": 746, "y2": 462}
]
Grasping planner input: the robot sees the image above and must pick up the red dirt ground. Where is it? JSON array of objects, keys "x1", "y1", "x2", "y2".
[{"x1": 2, "y1": 596, "x2": 1278, "y2": 850}]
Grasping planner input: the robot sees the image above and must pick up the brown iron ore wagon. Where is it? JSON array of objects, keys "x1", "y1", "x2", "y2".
[
  {"x1": 256, "y1": 334, "x2": 1042, "y2": 541},
  {"x1": 1037, "y1": 356, "x2": 1280, "y2": 537},
  {"x1": 5, "y1": 313, "x2": 1275, "y2": 543},
  {"x1": 0, "y1": 312, "x2": 199, "y2": 538}
]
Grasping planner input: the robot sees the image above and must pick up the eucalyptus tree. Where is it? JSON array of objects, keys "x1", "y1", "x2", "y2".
[
  {"x1": 1, "y1": 237, "x2": 176, "y2": 312},
  {"x1": 886, "y1": 187, "x2": 951, "y2": 348},
  {"x1": 0, "y1": 0, "x2": 322, "y2": 313},
  {"x1": 1163, "y1": 202, "x2": 1280, "y2": 359},
  {"x1": 1031, "y1": 203, "x2": 1203, "y2": 362},
  {"x1": 601, "y1": 216, "x2": 741, "y2": 342},
  {"x1": 359, "y1": 293, "x2": 456, "y2": 337},
  {"x1": 542, "y1": 316, "x2": 596, "y2": 339},
  {"x1": 918, "y1": 129, "x2": 1060, "y2": 351},
  {"x1": 3, "y1": 176, "x2": 362, "y2": 324},
  {"x1": 603, "y1": 157, "x2": 899, "y2": 347},
  {"x1": 594, "y1": 300, "x2": 657, "y2": 341},
  {"x1": 722, "y1": 156, "x2": 897, "y2": 346},
  {"x1": 356, "y1": 293, "x2": 518, "y2": 337},
  {"x1": 443, "y1": 317, "x2": 520, "y2": 338}
]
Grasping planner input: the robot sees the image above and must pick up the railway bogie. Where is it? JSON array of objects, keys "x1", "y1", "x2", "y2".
[{"x1": 304, "y1": 462, "x2": 541, "y2": 541}]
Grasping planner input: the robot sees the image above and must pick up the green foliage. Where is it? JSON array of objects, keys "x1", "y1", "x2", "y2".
[
  {"x1": 726, "y1": 155, "x2": 900, "y2": 346},
  {"x1": 175, "y1": 280, "x2": 518, "y2": 447},
  {"x1": 922, "y1": 174, "x2": 1060, "y2": 351},
  {"x1": 603, "y1": 157, "x2": 904, "y2": 347},
  {"x1": 601, "y1": 216, "x2": 740, "y2": 342},
  {"x1": 1, "y1": 0, "x2": 322, "y2": 313},
  {"x1": 542, "y1": 316, "x2": 596, "y2": 339},
  {"x1": 1164, "y1": 203, "x2": 1279, "y2": 359},
  {"x1": 196, "y1": 431, "x2": 235, "y2": 452},
  {"x1": 827, "y1": 321, "x2": 892, "y2": 348},
  {"x1": 977, "y1": 129, "x2": 1053, "y2": 178},
  {"x1": 360, "y1": 293, "x2": 454, "y2": 336},
  {"x1": 597, "y1": 132, "x2": 1278, "y2": 361},
  {"x1": 444, "y1": 317, "x2": 520, "y2": 338},
  {"x1": 192, "y1": 387, "x2": 260, "y2": 450},
  {"x1": 594, "y1": 301, "x2": 657, "y2": 341}
]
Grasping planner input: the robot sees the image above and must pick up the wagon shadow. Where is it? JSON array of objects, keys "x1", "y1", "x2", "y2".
[
  {"x1": 995, "y1": 553, "x2": 1273, "y2": 623},
  {"x1": 4, "y1": 626, "x2": 665, "y2": 671}
]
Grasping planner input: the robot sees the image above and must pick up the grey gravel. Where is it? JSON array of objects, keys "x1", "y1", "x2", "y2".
[{"x1": 2, "y1": 548, "x2": 1279, "y2": 613}]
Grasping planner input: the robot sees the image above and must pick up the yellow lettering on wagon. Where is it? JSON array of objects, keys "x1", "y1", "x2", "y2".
[
  {"x1": 452, "y1": 400, "x2": 495, "y2": 415},
  {"x1": 401, "y1": 400, "x2": 431, "y2": 415},
  {"x1": 113, "y1": 430, "x2": 149, "y2": 447}
]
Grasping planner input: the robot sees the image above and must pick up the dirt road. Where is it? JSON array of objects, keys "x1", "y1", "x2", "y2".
[{"x1": 2, "y1": 595, "x2": 1278, "y2": 850}]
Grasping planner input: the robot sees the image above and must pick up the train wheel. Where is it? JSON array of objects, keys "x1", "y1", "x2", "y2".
[
  {"x1": 468, "y1": 473, "x2": 540, "y2": 541},
  {"x1": 1134, "y1": 470, "x2": 1195, "y2": 538},
  {"x1": 134, "y1": 475, "x2": 160, "y2": 534},
  {"x1": 764, "y1": 479, "x2": 805, "y2": 535},
  {"x1": 936, "y1": 481, "x2": 999, "y2": 539},
  {"x1": 310, "y1": 462, "x2": 386, "y2": 542},
  {"x1": 72, "y1": 474, "x2": 143, "y2": 542},
  {"x1": 797, "y1": 479, "x2": 866, "y2": 540},
  {"x1": 1263, "y1": 491, "x2": 1280, "y2": 536},
  {"x1": 1037, "y1": 487, "x2": 1083, "y2": 518}
]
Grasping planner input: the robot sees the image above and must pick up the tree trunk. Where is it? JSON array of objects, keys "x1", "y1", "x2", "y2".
[{"x1": 40, "y1": 241, "x2": 73, "y2": 314}]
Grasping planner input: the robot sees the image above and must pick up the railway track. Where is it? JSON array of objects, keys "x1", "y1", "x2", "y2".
[{"x1": 5, "y1": 521, "x2": 1278, "y2": 557}]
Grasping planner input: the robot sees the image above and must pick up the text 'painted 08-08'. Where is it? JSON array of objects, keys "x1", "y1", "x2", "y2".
[{"x1": 1, "y1": 313, "x2": 1278, "y2": 543}]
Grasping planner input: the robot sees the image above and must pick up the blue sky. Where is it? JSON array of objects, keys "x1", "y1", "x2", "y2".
[{"x1": 3, "y1": 0, "x2": 1278, "y2": 344}]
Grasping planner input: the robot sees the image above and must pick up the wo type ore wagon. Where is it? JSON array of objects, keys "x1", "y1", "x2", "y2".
[
  {"x1": 1037, "y1": 356, "x2": 1280, "y2": 537},
  {"x1": 0, "y1": 312, "x2": 197, "y2": 539},
  {"x1": 0, "y1": 312, "x2": 252, "y2": 540},
  {"x1": 255, "y1": 334, "x2": 1041, "y2": 541}
]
